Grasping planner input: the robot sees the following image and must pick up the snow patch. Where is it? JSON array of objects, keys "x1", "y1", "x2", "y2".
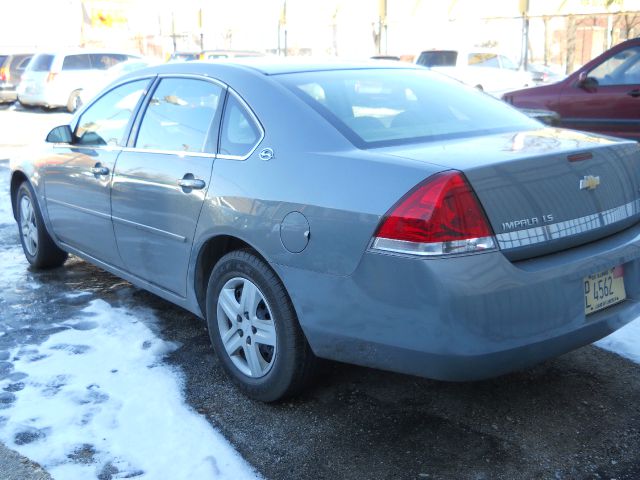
[
  {"x1": 595, "y1": 318, "x2": 640, "y2": 364},
  {"x1": 0, "y1": 299, "x2": 258, "y2": 480}
]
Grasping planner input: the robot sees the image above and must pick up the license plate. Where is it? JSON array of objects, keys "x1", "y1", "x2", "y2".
[{"x1": 584, "y1": 266, "x2": 626, "y2": 315}]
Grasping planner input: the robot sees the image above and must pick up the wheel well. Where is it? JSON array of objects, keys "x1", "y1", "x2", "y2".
[
  {"x1": 194, "y1": 235, "x2": 258, "y2": 318},
  {"x1": 10, "y1": 171, "x2": 28, "y2": 220}
]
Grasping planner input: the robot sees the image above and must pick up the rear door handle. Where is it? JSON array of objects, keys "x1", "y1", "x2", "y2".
[
  {"x1": 627, "y1": 89, "x2": 640, "y2": 98},
  {"x1": 91, "y1": 164, "x2": 109, "y2": 175},
  {"x1": 177, "y1": 178, "x2": 206, "y2": 190}
]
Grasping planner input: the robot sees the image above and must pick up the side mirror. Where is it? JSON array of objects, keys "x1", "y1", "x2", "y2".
[
  {"x1": 46, "y1": 125, "x2": 73, "y2": 144},
  {"x1": 577, "y1": 71, "x2": 598, "y2": 91}
]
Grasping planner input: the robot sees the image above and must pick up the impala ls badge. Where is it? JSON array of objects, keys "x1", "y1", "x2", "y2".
[{"x1": 580, "y1": 175, "x2": 600, "y2": 191}]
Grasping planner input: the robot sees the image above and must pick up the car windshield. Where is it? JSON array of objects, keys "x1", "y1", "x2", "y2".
[
  {"x1": 277, "y1": 68, "x2": 539, "y2": 148},
  {"x1": 29, "y1": 54, "x2": 54, "y2": 72}
]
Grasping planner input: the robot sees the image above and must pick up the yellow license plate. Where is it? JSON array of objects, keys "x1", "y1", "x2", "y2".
[{"x1": 584, "y1": 266, "x2": 626, "y2": 315}]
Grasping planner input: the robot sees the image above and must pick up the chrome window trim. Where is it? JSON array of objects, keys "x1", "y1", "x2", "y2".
[
  {"x1": 119, "y1": 147, "x2": 216, "y2": 159},
  {"x1": 217, "y1": 88, "x2": 265, "y2": 161},
  {"x1": 57, "y1": 73, "x2": 265, "y2": 161},
  {"x1": 496, "y1": 199, "x2": 640, "y2": 250}
]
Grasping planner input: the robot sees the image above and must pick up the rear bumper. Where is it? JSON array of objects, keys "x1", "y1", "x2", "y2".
[
  {"x1": 275, "y1": 222, "x2": 640, "y2": 380},
  {"x1": 0, "y1": 85, "x2": 18, "y2": 103},
  {"x1": 17, "y1": 88, "x2": 64, "y2": 108}
]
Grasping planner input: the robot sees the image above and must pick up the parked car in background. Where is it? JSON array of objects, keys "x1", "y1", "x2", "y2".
[
  {"x1": 17, "y1": 50, "x2": 139, "y2": 112},
  {"x1": 199, "y1": 50, "x2": 265, "y2": 60},
  {"x1": 73, "y1": 58, "x2": 157, "y2": 112},
  {"x1": 0, "y1": 53, "x2": 33, "y2": 104},
  {"x1": 504, "y1": 38, "x2": 640, "y2": 141},
  {"x1": 527, "y1": 62, "x2": 565, "y2": 84},
  {"x1": 416, "y1": 48, "x2": 533, "y2": 96},
  {"x1": 168, "y1": 51, "x2": 200, "y2": 62},
  {"x1": 10, "y1": 60, "x2": 640, "y2": 402}
]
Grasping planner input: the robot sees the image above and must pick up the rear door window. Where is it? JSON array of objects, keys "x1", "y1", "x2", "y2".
[
  {"x1": 135, "y1": 78, "x2": 223, "y2": 153},
  {"x1": 62, "y1": 54, "x2": 91, "y2": 71},
  {"x1": 219, "y1": 94, "x2": 262, "y2": 158},
  {"x1": 74, "y1": 79, "x2": 150, "y2": 146},
  {"x1": 29, "y1": 54, "x2": 54, "y2": 72}
]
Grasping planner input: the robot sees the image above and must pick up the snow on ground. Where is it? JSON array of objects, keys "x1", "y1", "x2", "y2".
[
  {"x1": 0, "y1": 300, "x2": 258, "y2": 480},
  {"x1": 595, "y1": 319, "x2": 640, "y2": 364},
  {"x1": 0, "y1": 159, "x2": 259, "y2": 479}
]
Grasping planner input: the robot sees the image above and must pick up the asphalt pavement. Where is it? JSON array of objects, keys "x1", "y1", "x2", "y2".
[{"x1": 1, "y1": 107, "x2": 639, "y2": 479}]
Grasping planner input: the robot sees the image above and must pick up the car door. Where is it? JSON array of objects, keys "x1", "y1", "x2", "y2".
[
  {"x1": 111, "y1": 76, "x2": 225, "y2": 296},
  {"x1": 556, "y1": 45, "x2": 640, "y2": 139},
  {"x1": 43, "y1": 79, "x2": 151, "y2": 267}
]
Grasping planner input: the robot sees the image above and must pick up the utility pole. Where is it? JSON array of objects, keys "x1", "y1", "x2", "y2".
[
  {"x1": 199, "y1": 8, "x2": 204, "y2": 51},
  {"x1": 283, "y1": 0, "x2": 288, "y2": 56},
  {"x1": 171, "y1": 12, "x2": 177, "y2": 52},
  {"x1": 378, "y1": 0, "x2": 387, "y2": 55},
  {"x1": 519, "y1": 0, "x2": 529, "y2": 70}
]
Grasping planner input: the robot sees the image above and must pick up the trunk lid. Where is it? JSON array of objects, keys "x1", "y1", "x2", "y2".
[{"x1": 378, "y1": 128, "x2": 640, "y2": 260}]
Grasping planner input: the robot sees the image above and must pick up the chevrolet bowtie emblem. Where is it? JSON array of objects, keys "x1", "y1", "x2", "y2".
[{"x1": 580, "y1": 175, "x2": 600, "y2": 191}]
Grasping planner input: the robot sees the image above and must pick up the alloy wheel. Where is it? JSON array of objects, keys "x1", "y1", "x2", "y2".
[{"x1": 216, "y1": 277, "x2": 277, "y2": 378}]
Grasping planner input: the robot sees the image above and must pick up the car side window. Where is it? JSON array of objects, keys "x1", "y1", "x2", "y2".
[
  {"x1": 589, "y1": 46, "x2": 640, "y2": 86},
  {"x1": 90, "y1": 53, "x2": 127, "y2": 70},
  {"x1": 468, "y1": 53, "x2": 499, "y2": 68},
  {"x1": 219, "y1": 94, "x2": 262, "y2": 158},
  {"x1": 62, "y1": 54, "x2": 91, "y2": 71},
  {"x1": 135, "y1": 78, "x2": 223, "y2": 153},
  {"x1": 74, "y1": 80, "x2": 149, "y2": 146}
]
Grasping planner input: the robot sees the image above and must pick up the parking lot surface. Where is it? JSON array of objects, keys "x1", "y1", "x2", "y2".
[{"x1": 1, "y1": 107, "x2": 639, "y2": 479}]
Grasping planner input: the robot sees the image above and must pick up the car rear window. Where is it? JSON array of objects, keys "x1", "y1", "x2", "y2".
[
  {"x1": 416, "y1": 51, "x2": 457, "y2": 67},
  {"x1": 277, "y1": 69, "x2": 538, "y2": 148},
  {"x1": 29, "y1": 54, "x2": 54, "y2": 71},
  {"x1": 0, "y1": 56, "x2": 8, "y2": 68}
]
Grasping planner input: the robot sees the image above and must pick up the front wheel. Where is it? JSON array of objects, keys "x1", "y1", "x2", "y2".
[
  {"x1": 16, "y1": 182, "x2": 68, "y2": 269},
  {"x1": 206, "y1": 250, "x2": 315, "y2": 402}
]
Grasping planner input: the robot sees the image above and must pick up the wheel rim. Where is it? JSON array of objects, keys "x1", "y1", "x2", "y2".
[
  {"x1": 19, "y1": 194, "x2": 38, "y2": 256},
  {"x1": 217, "y1": 277, "x2": 277, "y2": 378}
]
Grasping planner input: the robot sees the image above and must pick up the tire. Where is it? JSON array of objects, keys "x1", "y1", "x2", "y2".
[
  {"x1": 66, "y1": 90, "x2": 82, "y2": 113},
  {"x1": 16, "y1": 182, "x2": 68, "y2": 269},
  {"x1": 206, "y1": 250, "x2": 315, "y2": 402}
]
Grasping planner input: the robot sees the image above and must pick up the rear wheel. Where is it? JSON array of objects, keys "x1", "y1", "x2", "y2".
[
  {"x1": 66, "y1": 90, "x2": 82, "y2": 113},
  {"x1": 16, "y1": 182, "x2": 68, "y2": 269},
  {"x1": 206, "y1": 250, "x2": 315, "y2": 402}
]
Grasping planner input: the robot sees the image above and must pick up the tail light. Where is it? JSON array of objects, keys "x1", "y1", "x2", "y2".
[
  {"x1": 0, "y1": 67, "x2": 7, "y2": 82},
  {"x1": 372, "y1": 171, "x2": 496, "y2": 256},
  {"x1": 46, "y1": 72, "x2": 58, "y2": 83}
]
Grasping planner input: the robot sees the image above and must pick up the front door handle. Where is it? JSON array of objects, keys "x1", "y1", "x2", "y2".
[
  {"x1": 91, "y1": 164, "x2": 109, "y2": 175},
  {"x1": 178, "y1": 177, "x2": 206, "y2": 190},
  {"x1": 627, "y1": 89, "x2": 640, "y2": 98}
]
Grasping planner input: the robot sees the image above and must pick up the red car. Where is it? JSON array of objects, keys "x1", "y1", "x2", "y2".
[{"x1": 503, "y1": 38, "x2": 640, "y2": 141}]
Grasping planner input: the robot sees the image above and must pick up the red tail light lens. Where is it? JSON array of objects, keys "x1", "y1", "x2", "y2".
[
  {"x1": 372, "y1": 171, "x2": 496, "y2": 256},
  {"x1": 0, "y1": 67, "x2": 7, "y2": 82}
]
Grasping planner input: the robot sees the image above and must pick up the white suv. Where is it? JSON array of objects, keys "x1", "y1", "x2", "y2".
[
  {"x1": 416, "y1": 48, "x2": 533, "y2": 96},
  {"x1": 17, "y1": 50, "x2": 139, "y2": 112}
]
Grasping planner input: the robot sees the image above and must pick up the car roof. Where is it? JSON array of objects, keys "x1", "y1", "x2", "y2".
[{"x1": 182, "y1": 58, "x2": 422, "y2": 75}]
